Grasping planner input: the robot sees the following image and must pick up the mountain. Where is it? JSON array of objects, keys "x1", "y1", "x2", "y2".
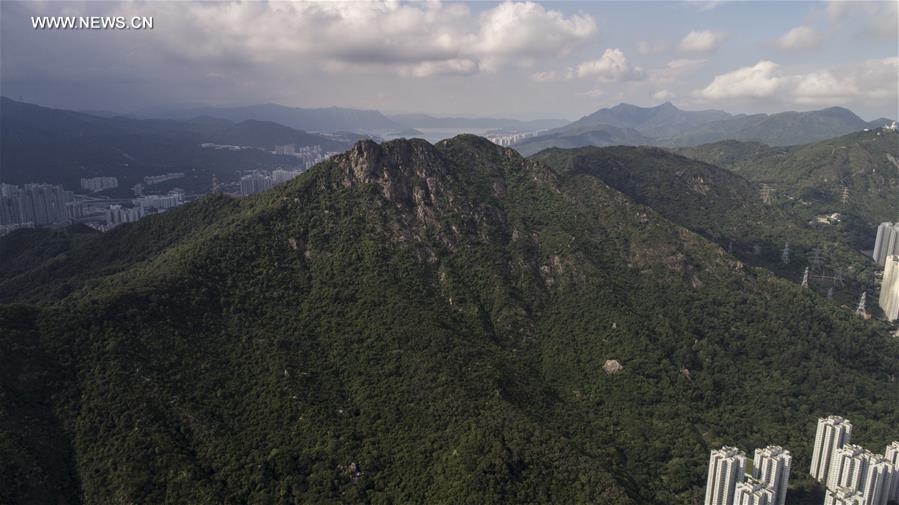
[
  {"x1": 676, "y1": 129, "x2": 899, "y2": 249},
  {"x1": 510, "y1": 103, "x2": 878, "y2": 154},
  {"x1": 867, "y1": 118, "x2": 895, "y2": 129},
  {"x1": 0, "y1": 98, "x2": 351, "y2": 191},
  {"x1": 664, "y1": 107, "x2": 872, "y2": 147},
  {"x1": 143, "y1": 103, "x2": 400, "y2": 133},
  {"x1": 2, "y1": 136, "x2": 897, "y2": 505},
  {"x1": 530, "y1": 145, "x2": 876, "y2": 306},
  {"x1": 511, "y1": 123, "x2": 653, "y2": 156},
  {"x1": 188, "y1": 118, "x2": 352, "y2": 149},
  {"x1": 566, "y1": 102, "x2": 732, "y2": 139},
  {"x1": 389, "y1": 113, "x2": 567, "y2": 132}
]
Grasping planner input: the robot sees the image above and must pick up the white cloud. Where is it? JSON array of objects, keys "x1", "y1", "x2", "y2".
[
  {"x1": 687, "y1": 0, "x2": 722, "y2": 12},
  {"x1": 636, "y1": 40, "x2": 669, "y2": 55},
  {"x1": 576, "y1": 48, "x2": 645, "y2": 82},
  {"x1": 648, "y1": 59, "x2": 707, "y2": 86},
  {"x1": 776, "y1": 26, "x2": 823, "y2": 50},
  {"x1": 696, "y1": 61, "x2": 783, "y2": 99},
  {"x1": 695, "y1": 57, "x2": 898, "y2": 106},
  {"x1": 653, "y1": 89, "x2": 675, "y2": 101},
  {"x1": 793, "y1": 70, "x2": 858, "y2": 104},
  {"x1": 827, "y1": 0, "x2": 898, "y2": 39},
  {"x1": 108, "y1": 0, "x2": 596, "y2": 78},
  {"x1": 667, "y1": 59, "x2": 708, "y2": 70},
  {"x1": 403, "y1": 59, "x2": 480, "y2": 78},
  {"x1": 476, "y1": 1, "x2": 597, "y2": 70},
  {"x1": 531, "y1": 68, "x2": 574, "y2": 82},
  {"x1": 679, "y1": 30, "x2": 727, "y2": 52}
]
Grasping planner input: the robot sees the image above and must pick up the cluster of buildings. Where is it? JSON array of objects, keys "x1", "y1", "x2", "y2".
[
  {"x1": 705, "y1": 445, "x2": 791, "y2": 505},
  {"x1": 96, "y1": 190, "x2": 186, "y2": 230},
  {"x1": 487, "y1": 130, "x2": 547, "y2": 147},
  {"x1": 239, "y1": 168, "x2": 305, "y2": 196},
  {"x1": 810, "y1": 416, "x2": 897, "y2": 505},
  {"x1": 272, "y1": 144, "x2": 339, "y2": 169},
  {"x1": 143, "y1": 172, "x2": 184, "y2": 185},
  {"x1": 874, "y1": 223, "x2": 899, "y2": 322},
  {"x1": 705, "y1": 416, "x2": 897, "y2": 505},
  {"x1": 0, "y1": 183, "x2": 74, "y2": 229},
  {"x1": 80, "y1": 176, "x2": 118, "y2": 192}
]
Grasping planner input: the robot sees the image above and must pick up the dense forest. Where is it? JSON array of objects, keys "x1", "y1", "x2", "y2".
[
  {"x1": 1, "y1": 136, "x2": 897, "y2": 504},
  {"x1": 676, "y1": 130, "x2": 899, "y2": 250},
  {"x1": 531, "y1": 145, "x2": 878, "y2": 309}
]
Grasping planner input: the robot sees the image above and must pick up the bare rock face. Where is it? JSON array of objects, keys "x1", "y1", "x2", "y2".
[
  {"x1": 338, "y1": 138, "x2": 449, "y2": 209},
  {"x1": 603, "y1": 359, "x2": 623, "y2": 374}
]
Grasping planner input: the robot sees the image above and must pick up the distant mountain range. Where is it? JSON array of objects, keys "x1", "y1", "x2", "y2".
[
  {"x1": 388, "y1": 113, "x2": 567, "y2": 132},
  {"x1": 138, "y1": 103, "x2": 400, "y2": 133},
  {"x1": 0, "y1": 98, "x2": 356, "y2": 191},
  {"x1": 511, "y1": 123, "x2": 653, "y2": 156},
  {"x1": 512, "y1": 102, "x2": 892, "y2": 155},
  {"x1": 138, "y1": 106, "x2": 570, "y2": 135},
  {"x1": 565, "y1": 102, "x2": 732, "y2": 139}
]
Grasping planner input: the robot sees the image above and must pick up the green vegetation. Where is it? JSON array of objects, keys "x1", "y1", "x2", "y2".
[
  {"x1": 1, "y1": 136, "x2": 897, "y2": 504},
  {"x1": 676, "y1": 130, "x2": 899, "y2": 250},
  {"x1": 531, "y1": 145, "x2": 877, "y2": 308}
]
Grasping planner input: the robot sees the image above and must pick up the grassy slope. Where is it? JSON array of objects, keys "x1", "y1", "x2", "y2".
[{"x1": 1, "y1": 136, "x2": 897, "y2": 505}]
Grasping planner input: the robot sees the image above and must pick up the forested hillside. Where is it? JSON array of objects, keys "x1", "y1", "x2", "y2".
[
  {"x1": 532, "y1": 145, "x2": 877, "y2": 307},
  {"x1": 677, "y1": 130, "x2": 899, "y2": 249},
  {"x1": 2, "y1": 137, "x2": 897, "y2": 505}
]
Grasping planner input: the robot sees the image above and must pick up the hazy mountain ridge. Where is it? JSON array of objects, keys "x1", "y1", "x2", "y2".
[
  {"x1": 1, "y1": 136, "x2": 897, "y2": 505},
  {"x1": 512, "y1": 123, "x2": 654, "y2": 156},
  {"x1": 140, "y1": 102, "x2": 400, "y2": 133},
  {"x1": 566, "y1": 102, "x2": 732, "y2": 139},
  {"x1": 0, "y1": 98, "x2": 352, "y2": 190},
  {"x1": 389, "y1": 113, "x2": 567, "y2": 131},
  {"x1": 512, "y1": 102, "x2": 888, "y2": 153}
]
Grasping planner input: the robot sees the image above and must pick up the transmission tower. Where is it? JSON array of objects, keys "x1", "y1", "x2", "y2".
[
  {"x1": 781, "y1": 242, "x2": 790, "y2": 265},
  {"x1": 827, "y1": 287, "x2": 834, "y2": 300},
  {"x1": 855, "y1": 292, "x2": 867, "y2": 318},
  {"x1": 840, "y1": 186, "x2": 850, "y2": 205},
  {"x1": 809, "y1": 247, "x2": 823, "y2": 272},
  {"x1": 760, "y1": 183, "x2": 773, "y2": 205},
  {"x1": 728, "y1": 240, "x2": 734, "y2": 255},
  {"x1": 801, "y1": 267, "x2": 810, "y2": 288}
]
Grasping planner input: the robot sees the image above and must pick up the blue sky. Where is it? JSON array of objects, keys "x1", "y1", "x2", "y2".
[{"x1": 1, "y1": 1, "x2": 896, "y2": 120}]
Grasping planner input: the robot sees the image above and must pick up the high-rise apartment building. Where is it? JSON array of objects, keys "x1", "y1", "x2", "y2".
[
  {"x1": 885, "y1": 442, "x2": 899, "y2": 503},
  {"x1": 880, "y1": 255, "x2": 899, "y2": 321},
  {"x1": 752, "y1": 446, "x2": 791, "y2": 505},
  {"x1": 240, "y1": 172, "x2": 274, "y2": 196},
  {"x1": 873, "y1": 223, "x2": 899, "y2": 266},
  {"x1": 80, "y1": 176, "x2": 118, "y2": 192},
  {"x1": 812, "y1": 416, "x2": 853, "y2": 482},
  {"x1": 825, "y1": 487, "x2": 865, "y2": 505},
  {"x1": 733, "y1": 477, "x2": 774, "y2": 505},
  {"x1": 705, "y1": 446, "x2": 747, "y2": 505},
  {"x1": 0, "y1": 183, "x2": 72, "y2": 226},
  {"x1": 860, "y1": 455, "x2": 893, "y2": 505},
  {"x1": 828, "y1": 444, "x2": 868, "y2": 491}
]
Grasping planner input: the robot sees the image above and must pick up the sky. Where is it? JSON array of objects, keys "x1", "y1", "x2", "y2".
[{"x1": 1, "y1": 0, "x2": 897, "y2": 121}]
